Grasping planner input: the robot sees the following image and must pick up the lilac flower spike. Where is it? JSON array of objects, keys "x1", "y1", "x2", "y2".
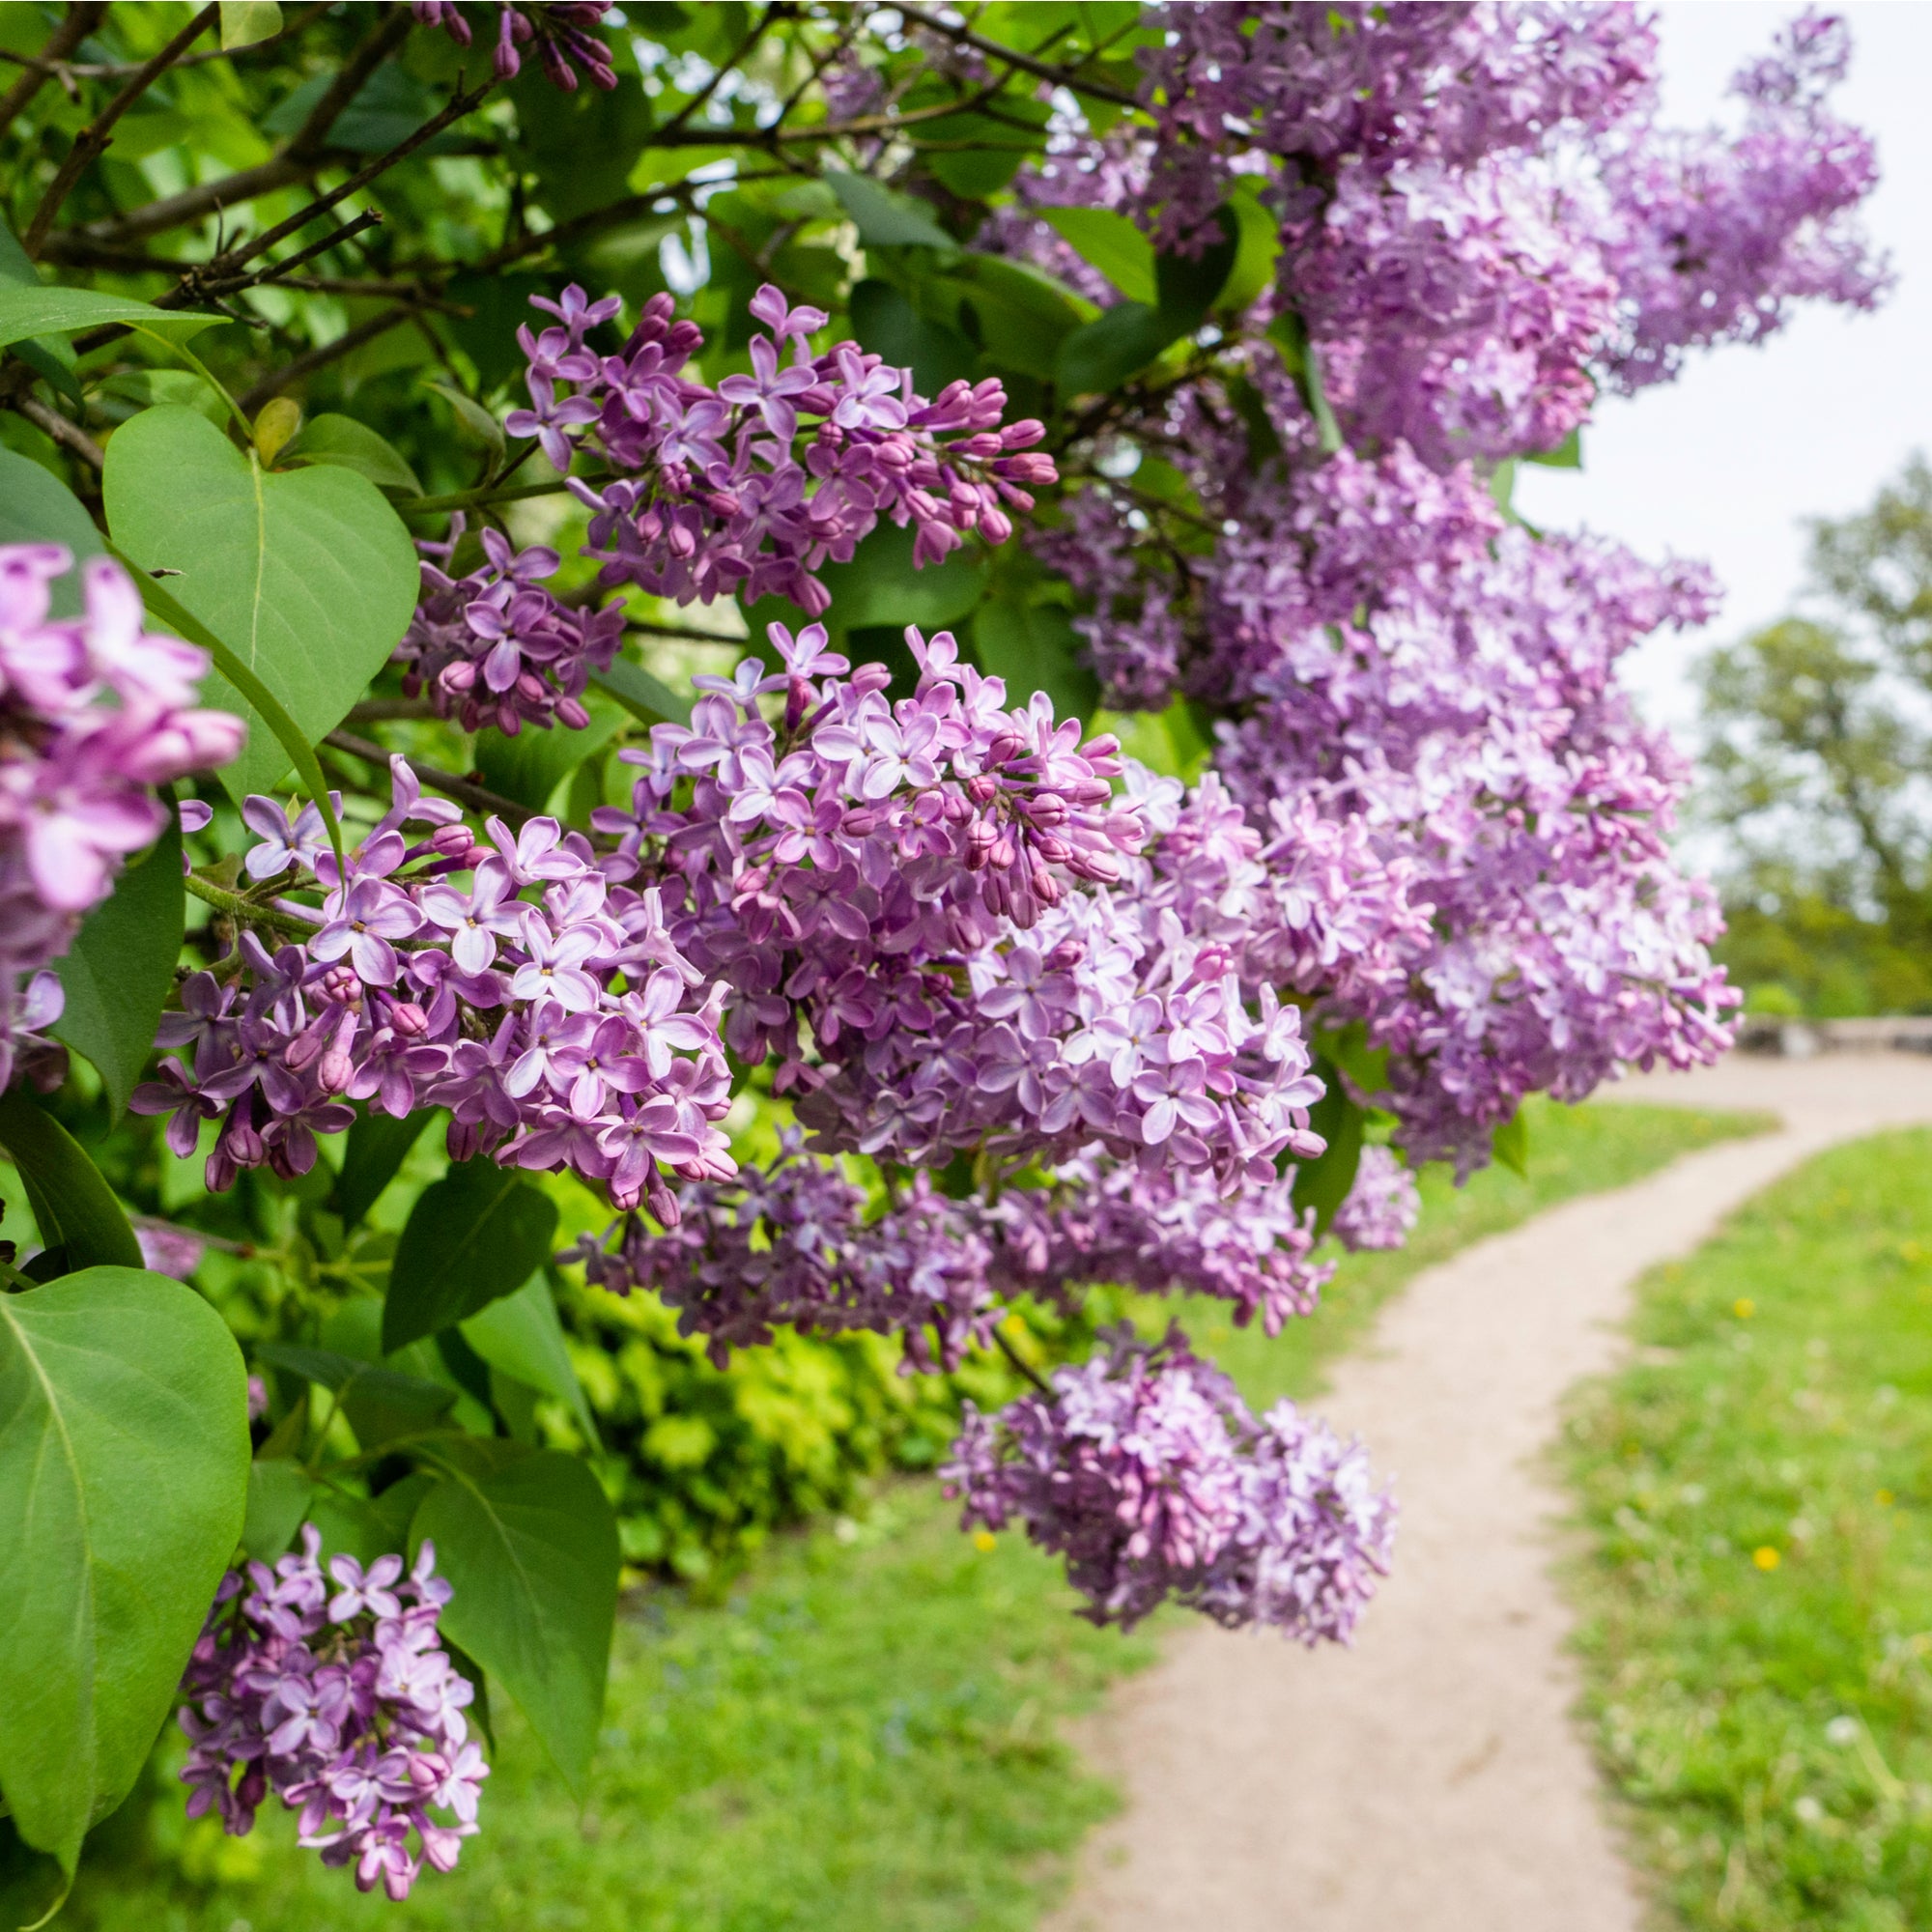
[{"x1": 180, "y1": 1529, "x2": 487, "y2": 1901}]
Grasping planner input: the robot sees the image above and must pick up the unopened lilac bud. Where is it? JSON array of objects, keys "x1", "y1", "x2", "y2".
[{"x1": 431, "y1": 824, "x2": 474, "y2": 858}]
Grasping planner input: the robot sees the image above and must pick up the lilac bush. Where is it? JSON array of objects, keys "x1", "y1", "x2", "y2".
[{"x1": 0, "y1": 1, "x2": 1891, "y2": 1902}]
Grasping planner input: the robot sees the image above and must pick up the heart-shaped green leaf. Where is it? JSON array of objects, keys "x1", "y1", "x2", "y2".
[
  {"x1": 0, "y1": 1267, "x2": 248, "y2": 1871},
  {"x1": 412, "y1": 1445, "x2": 618, "y2": 1794},
  {"x1": 0, "y1": 1087, "x2": 142, "y2": 1276},
  {"x1": 102, "y1": 405, "x2": 419, "y2": 801}
]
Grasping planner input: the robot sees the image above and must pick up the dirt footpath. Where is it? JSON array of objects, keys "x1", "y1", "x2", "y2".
[{"x1": 1047, "y1": 1054, "x2": 1932, "y2": 1932}]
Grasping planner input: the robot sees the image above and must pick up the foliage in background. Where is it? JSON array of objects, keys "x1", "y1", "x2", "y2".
[
  {"x1": 1567, "y1": 1129, "x2": 1932, "y2": 1932},
  {"x1": 1700, "y1": 457, "x2": 1932, "y2": 1014}
]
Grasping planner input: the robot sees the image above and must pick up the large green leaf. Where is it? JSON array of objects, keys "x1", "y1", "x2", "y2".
[
  {"x1": 814, "y1": 521, "x2": 986, "y2": 634},
  {"x1": 384, "y1": 1159, "x2": 560, "y2": 1352},
  {"x1": 827, "y1": 169, "x2": 954, "y2": 250},
  {"x1": 462, "y1": 1274, "x2": 597, "y2": 1442},
  {"x1": 1055, "y1": 298, "x2": 1178, "y2": 396},
  {"x1": 849, "y1": 279, "x2": 978, "y2": 398},
  {"x1": 590, "y1": 655, "x2": 694, "y2": 726},
  {"x1": 277, "y1": 412, "x2": 423, "y2": 495},
  {"x1": 0, "y1": 1088, "x2": 142, "y2": 1275},
  {"x1": 102, "y1": 404, "x2": 420, "y2": 801},
  {"x1": 241, "y1": 1457, "x2": 314, "y2": 1562},
  {"x1": 1041, "y1": 207, "x2": 1156, "y2": 305},
  {"x1": 0, "y1": 1267, "x2": 248, "y2": 1871},
  {"x1": 0, "y1": 447, "x2": 103, "y2": 618},
  {"x1": 412, "y1": 1446, "x2": 618, "y2": 1794},
  {"x1": 0, "y1": 288, "x2": 218, "y2": 348},
  {"x1": 51, "y1": 810, "x2": 184, "y2": 1120},
  {"x1": 254, "y1": 1340, "x2": 457, "y2": 1451}
]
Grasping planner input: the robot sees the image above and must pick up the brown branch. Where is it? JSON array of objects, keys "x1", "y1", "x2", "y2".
[
  {"x1": 655, "y1": 5, "x2": 784, "y2": 140},
  {"x1": 283, "y1": 6, "x2": 412, "y2": 161},
  {"x1": 220, "y1": 74, "x2": 497, "y2": 276},
  {"x1": 234, "y1": 304, "x2": 420, "y2": 413},
  {"x1": 165, "y1": 208, "x2": 384, "y2": 306},
  {"x1": 23, "y1": 4, "x2": 219, "y2": 256},
  {"x1": 0, "y1": 3, "x2": 107, "y2": 144},
  {"x1": 892, "y1": 4, "x2": 1143, "y2": 108},
  {"x1": 347, "y1": 698, "x2": 439, "y2": 724},
  {"x1": 9, "y1": 391, "x2": 104, "y2": 470},
  {"x1": 324, "y1": 730, "x2": 534, "y2": 827}
]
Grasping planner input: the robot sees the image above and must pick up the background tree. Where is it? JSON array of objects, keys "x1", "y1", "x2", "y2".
[{"x1": 1699, "y1": 456, "x2": 1932, "y2": 1013}]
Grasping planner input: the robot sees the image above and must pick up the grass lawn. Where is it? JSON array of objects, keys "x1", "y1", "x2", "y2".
[
  {"x1": 1566, "y1": 1126, "x2": 1932, "y2": 1932},
  {"x1": 31, "y1": 1094, "x2": 1764, "y2": 1932}
]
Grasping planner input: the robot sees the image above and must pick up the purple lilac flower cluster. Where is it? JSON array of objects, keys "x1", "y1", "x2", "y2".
[
  {"x1": 566, "y1": 1117, "x2": 1335, "y2": 1371},
  {"x1": 946, "y1": 1324, "x2": 1395, "y2": 1637},
  {"x1": 1036, "y1": 419, "x2": 1736, "y2": 1173},
  {"x1": 1328, "y1": 1145, "x2": 1421, "y2": 1254},
  {"x1": 396, "y1": 517, "x2": 624, "y2": 733},
  {"x1": 0, "y1": 545, "x2": 242, "y2": 1091},
  {"x1": 179, "y1": 1530, "x2": 487, "y2": 1902},
  {"x1": 511, "y1": 283, "x2": 1056, "y2": 615},
  {"x1": 130, "y1": 756, "x2": 732, "y2": 1217},
  {"x1": 600, "y1": 625, "x2": 1329, "y2": 1186},
  {"x1": 1131, "y1": 4, "x2": 1882, "y2": 465},
  {"x1": 412, "y1": 1, "x2": 615, "y2": 91}
]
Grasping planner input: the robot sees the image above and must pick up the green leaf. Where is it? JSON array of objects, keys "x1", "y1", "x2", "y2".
[
  {"x1": 474, "y1": 689, "x2": 628, "y2": 811},
  {"x1": 589, "y1": 655, "x2": 694, "y2": 726},
  {"x1": 1153, "y1": 209, "x2": 1238, "y2": 327},
  {"x1": 1292, "y1": 1070, "x2": 1365, "y2": 1237},
  {"x1": 254, "y1": 1341, "x2": 457, "y2": 1451},
  {"x1": 912, "y1": 95, "x2": 1052, "y2": 198},
  {"x1": 412, "y1": 1447, "x2": 618, "y2": 1793},
  {"x1": 331, "y1": 1108, "x2": 434, "y2": 1231},
  {"x1": 1314, "y1": 1020, "x2": 1391, "y2": 1103},
  {"x1": 219, "y1": 0, "x2": 281, "y2": 49},
  {"x1": 848, "y1": 279, "x2": 978, "y2": 398},
  {"x1": 941, "y1": 253, "x2": 1094, "y2": 382},
  {"x1": 0, "y1": 1267, "x2": 248, "y2": 1871},
  {"x1": 51, "y1": 810, "x2": 184, "y2": 1120},
  {"x1": 462, "y1": 1274, "x2": 597, "y2": 1443},
  {"x1": 242, "y1": 1457, "x2": 314, "y2": 1562},
  {"x1": 1526, "y1": 427, "x2": 1582, "y2": 469},
  {"x1": 0, "y1": 1088, "x2": 141, "y2": 1275},
  {"x1": 1492, "y1": 1108, "x2": 1530, "y2": 1179},
  {"x1": 1040, "y1": 207, "x2": 1156, "y2": 306},
  {"x1": 0, "y1": 287, "x2": 218, "y2": 347},
  {"x1": 0, "y1": 220, "x2": 82, "y2": 412},
  {"x1": 0, "y1": 447, "x2": 103, "y2": 617},
  {"x1": 973, "y1": 597, "x2": 1098, "y2": 724},
  {"x1": 264, "y1": 65, "x2": 464, "y2": 156},
  {"x1": 827, "y1": 169, "x2": 955, "y2": 250},
  {"x1": 278, "y1": 412, "x2": 423, "y2": 495},
  {"x1": 1216, "y1": 186, "x2": 1283, "y2": 317},
  {"x1": 422, "y1": 379, "x2": 506, "y2": 460},
  {"x1": 384, "y1": 1159, "x2": 560, "y2": 1352},
  {"x1": 813, "y1": 520, "x2": 986, "y2": 635},
  {"x1": 309, "y1": 1471, "x2": 437, "y2": 1570},
  {"x1": 1055, "y1": 298, "x2": 1179, "y2": 395},
  {"x1": 103, "y1": 404, "x2": 420, "y2": 802}
]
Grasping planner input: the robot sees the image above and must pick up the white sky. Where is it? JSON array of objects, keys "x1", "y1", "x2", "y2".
[{"x1": 1515, "y1": 0, "x2": 1932, "y2": 737}]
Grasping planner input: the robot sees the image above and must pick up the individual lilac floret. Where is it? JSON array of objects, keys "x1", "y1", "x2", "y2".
[
  {"x1": 946, "y1": 1325, "x2": 1395, "y2": 1638},
  {"x1": 179, "y1": 1528, "x2": 488, "y2": 1902},
  {"x1": 508, "y1": 282, "x2": 1056, "y2": 616},
  {"x1": 396, "y1": 517, "x2": 624, "y2": 733},
  {"x1": 1327, "y1": 1145, "x2": 1420, "y2": 1254},
  {"x1": 0, "y1": 544, "x2": 242, "y2": 1091},
  {"x1": 411, "y1": 1, "x2": 616, "y2": 90}
]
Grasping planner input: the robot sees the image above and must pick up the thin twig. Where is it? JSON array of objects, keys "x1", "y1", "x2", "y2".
[
  {"x1": 222, "y1": 74, "x2": 497, "y2": 277},
  {"x1": 324, "y1": 730, "x2": 534, "y2": 827},
  {"x1": 0, "y1": 3, "x2": 107, "y2": 145},
  {"x1": 9, "y1": 391, "x2": 104, "y2": 469},
  {"x1": 164, "y1": 208, "x2": 384, "y2": 306},
  {"x1": 283, "y1": 6, "x2": 412, "y2": 162},
  {"x1": 0, "y1": 2, "x2": 329, "y2": 82},
  {"x1": 655, "y1": 5, "x2": 783, "y2": 140},
  {"x1": 994, "y1": 1326, "x2": 1052, "y2": 1395},
  {"x1": 23, "y1": 4, "x2": 219, "y2": 256},
  {"x1": 893, "y1": 4, "x2": 1142, "y2": 106},
  {"x1": 347, "y1": 697, "x2": 439, "y2": 723}
]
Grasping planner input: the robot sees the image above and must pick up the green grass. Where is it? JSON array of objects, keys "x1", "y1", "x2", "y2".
[
  {"x1": 1565, "y1": 1127, "x2": 1932, "y2": 1932},
  {"x1": 34, "y1": 1095, "x2": 1764, "y2": 1932}
]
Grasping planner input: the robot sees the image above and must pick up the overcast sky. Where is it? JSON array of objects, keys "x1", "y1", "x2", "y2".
[{"x1": 1515, "y1": 0, "x2": 1932, "y2": 736}]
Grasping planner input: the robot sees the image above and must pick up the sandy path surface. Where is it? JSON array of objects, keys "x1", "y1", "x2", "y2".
[{"x1": 1046, "y1": 1053, "x2": 1932, "y2": 1932}]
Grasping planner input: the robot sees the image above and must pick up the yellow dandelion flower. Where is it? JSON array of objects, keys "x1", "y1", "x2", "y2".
[
  {"x1": 1877, "y1": 1490, "x2": 1895, "y2": 1507},
  {"x1": 973, "y1": 1530, "x2": 998, "y2": 1553},
  {"x1": 1733, "y1": 1297, "x2": 1756, "y2": 1320},
  {"x1": 1753, "y1": 1546, "x2": 1781, "y2": 1571}
]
